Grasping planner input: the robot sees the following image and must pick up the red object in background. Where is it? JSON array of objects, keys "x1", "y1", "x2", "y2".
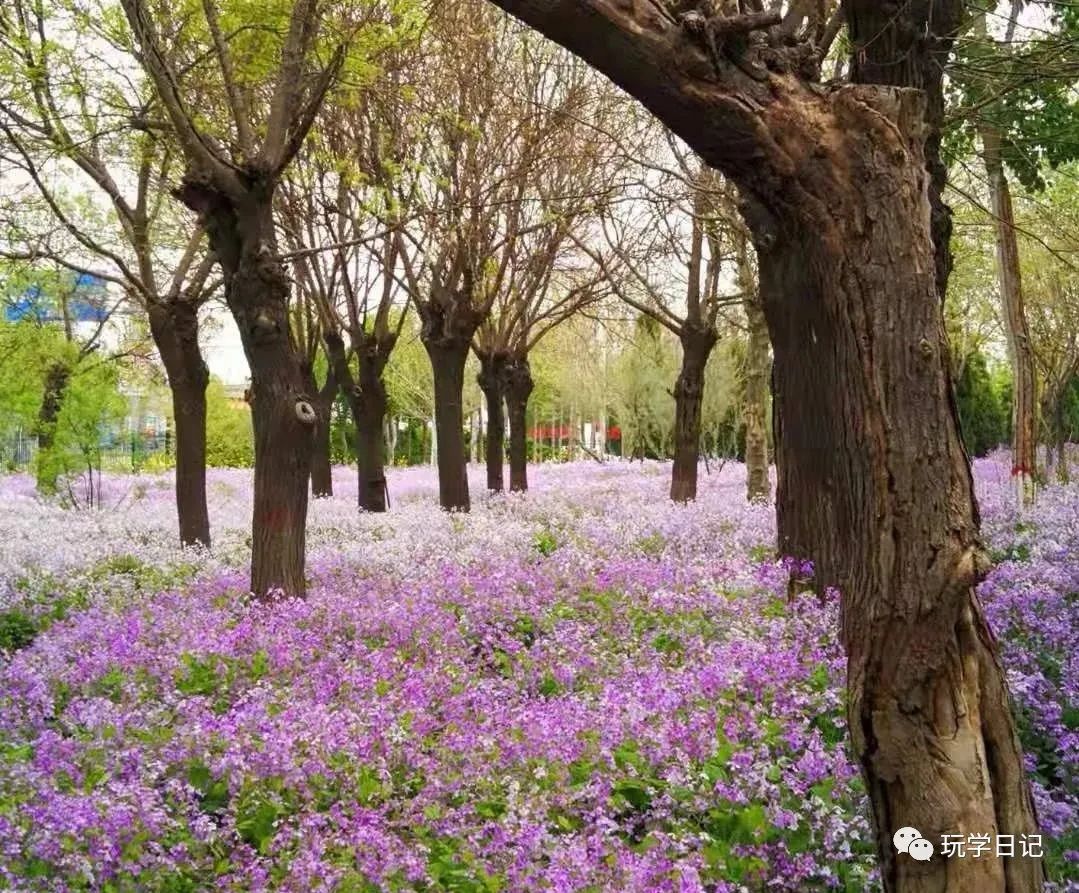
[{"x1": 529, "y1": 425, "x2": 621, "y2": 441}]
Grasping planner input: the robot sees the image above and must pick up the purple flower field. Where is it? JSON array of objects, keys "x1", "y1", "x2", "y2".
[{"x1": 0, "y1": 458, "x2": 1075, "y2": 892}]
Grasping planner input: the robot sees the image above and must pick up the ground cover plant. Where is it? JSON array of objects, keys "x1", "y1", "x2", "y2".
[{"x1": 0, "y1": 457, "x2": 1075, "y2": 891}]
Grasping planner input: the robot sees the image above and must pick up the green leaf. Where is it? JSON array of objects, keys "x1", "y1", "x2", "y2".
[
  {"x1": 612, "y1": 778, "x2": 652, "y2": 812},
  {"x1": 237, "y1": 799, "x2": 279, "y2": 853}
]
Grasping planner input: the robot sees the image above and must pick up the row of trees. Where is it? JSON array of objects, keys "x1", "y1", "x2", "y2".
[
  {"x1": 2, "y1": 0, "x2": 1078, "y2": 886},
  {"x1": 0, "y1": 0, "x2": 774, "y2": 558}
]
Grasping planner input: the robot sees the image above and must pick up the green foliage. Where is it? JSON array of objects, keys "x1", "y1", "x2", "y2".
[
  {"x1": 0, "y1": 610, "x2": 38, "y2": 653},
  {"x1": 947, "y1": 6, "x2": 1079, "y2": 191},
  {"x1": 612, "y1": 316, "x2": 677, "y2": 460},
  {"x1": 0, "y1": 323, "x2": 124, "y2": 494},
  {"x1": 205, "y1": 379, "x2": 254, "y2": 467},
  {"x1": 532, "y1": 528, "x2": 559, "y2": 556},
  {"x1": 955, "y1": 350, "x2": 1010, "y2": 457},
  {"x1": 0, "y1": 321, "x2": 61, "y2": 435},
  {"x1": 42, "y1": 360, "x2": 127, "y2": 489}
]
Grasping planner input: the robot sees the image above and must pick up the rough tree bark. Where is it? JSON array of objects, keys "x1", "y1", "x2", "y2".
[
  {"x1": 323, "y1": 330, "x2": 392, "y2": 513},
  {"x1": 670, "y1": 325, "x2": 717, "y2": 502},
  {"x1": 482, "y1": 2, "x2": 1044, "y2": 890},
  {"x1": 189, "y1": 182, "x2": 316, "y2": 598},
  {"x1": 749, "y1": 91, "x2": 1041, "y2": 892},
  {"x1": 502, "y1": 353, "x2": 534, "y2": 491},
  {"x1": 148, "y1": 299, "x2": 211, "y2": 547},
  {"x1": 119, "y1": 0, "x2": 347, "y2": 598},
  {"x1": 35, "y1": 361, "x2": 70, "y2": 494},
  {"x1": 743, "y1": 289, "x2": 770, "y2": 504},
  {"x1": 476, "y1": 349, "x2": 507, "y2": 492},
  {"x1": 981, "y1": 126, "x2": 1038, "y2": 506},
  {"x1": 418, "y1": 298, "x2": 484, "y2": 511}
]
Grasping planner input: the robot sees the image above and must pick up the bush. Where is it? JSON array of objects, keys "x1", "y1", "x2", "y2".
[
  {"x1": 205, "y1": 379, "x2": 254, "y2": 467},
  {"x1": 955, "y1": 351, "x2": 1009, "y2": 457}
]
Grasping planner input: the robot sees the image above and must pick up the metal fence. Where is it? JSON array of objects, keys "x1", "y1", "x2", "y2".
[{"x1": 0, "y1": 428, "x2": 171, "y2": 473}]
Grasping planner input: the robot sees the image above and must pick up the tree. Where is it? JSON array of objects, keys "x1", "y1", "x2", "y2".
[
  {"x1": 0, "y1": 260, "x2": 127, "y2": 492},
  {"x1": 280, "y1": 164, "x2": 408, "y2": 511},
  {"x1": 947, "y1": 2, "x2": 1079, "y2": 503},
  {"x1": 471, "y1": 46, "x2": 616, "y2": 492},
  {"x1": 0, "y1": 0, "x2": 221, "y2": 544},
  {"x1": 118, "y1": 0, "x2": 389, "y2": 596},
  {"x1": 1020, "y1": 174, "x2": 1079, "y2": 482},
  {"x1": 386, "y1": 1, "x2": 599, "y2": 508},
  {"x1": 482, "y1": 1, "x2": 1044, "y2": 888},
  {"x1": 579, "y1": 149, "x2": 743, "y2": 501},
  {"x1": 737, "y1": 229, "x2": 770, "y2": 503},
  {"x1": 0, "y1": 308, "x2": 127, "y2": 504},
  {"x1": 276, "y1": 178, "x2": 339, "y2": 499}
]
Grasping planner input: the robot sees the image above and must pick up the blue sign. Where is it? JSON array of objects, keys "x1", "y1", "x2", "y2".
[{"x1": 4, "y1": 273, "x2": 108, "y2": 323}]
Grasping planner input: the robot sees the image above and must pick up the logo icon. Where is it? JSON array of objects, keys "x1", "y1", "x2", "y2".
[{"x1": 894, "y1": 827, "x2": 934, "y2": 862}]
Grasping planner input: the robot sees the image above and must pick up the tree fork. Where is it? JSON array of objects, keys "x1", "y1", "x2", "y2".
[{"x1": 418, "y1": 298, "x2": 484, "y2": 512}]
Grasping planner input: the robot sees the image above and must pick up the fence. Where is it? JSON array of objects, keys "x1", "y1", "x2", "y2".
[{"x1": 0, "y1": 428, "x2": 171, "y2": 474}]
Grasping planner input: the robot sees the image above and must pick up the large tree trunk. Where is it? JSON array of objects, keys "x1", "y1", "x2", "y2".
[
  {"x1": 981, "y1": 125, "x2": 1038, "y2": 507},
  {"x1": 742, "y1": 274, "x2": 771, "y2": 504},
  {"x1": 476, "y1": 350, "x2": 506, "y2": 492},
  {"x1": 670, "y1": 325, "x2": 716, "y2": 502},
  {"x1": 748, "y1": 90, "x2": 1042, "y2": 893},
  {"x1": 148, "y1": 299, "x2": 211, "y2": 548},
  {"x1": 35, "y1": 360, "x2": 70, "y2": 494},
  {"x1": 475, "y1": 5, "x2": 1043, "y2": 886},
  {"x1": 200, "y1": 192, "x2": 315, "y2": 599},
  {"x1": 308, "y1": 365, "x2": 337, "y2": 499},
  {"x1": 425, "y1": 340, "x2": 471, "y2": 510},
  {"x1": 502, "y1": 354, "x2": 534, "y2": 492}
]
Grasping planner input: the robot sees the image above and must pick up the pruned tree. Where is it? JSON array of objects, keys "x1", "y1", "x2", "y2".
[
  {"x1": 384, "y1": 1, "x2": 602, "y2": 509},
  {"x1": 577, "y1": 147, "x2": 743, "y2": 502},
  {"x1": 279, "y1": 156, "x2": 409, "y2": 511},
  {"x1": 118, "y1": 0, "x2": 390, "y2": 595},
  {"x1": 481, "y1": 0, "x2": 1045, "y2": 887},
  {"x1": 0, "y1": 0, "x2": 219, "y2": 544},
  {"x1": 471, "y1": 46, "x2": 618, "y2": 492}
]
